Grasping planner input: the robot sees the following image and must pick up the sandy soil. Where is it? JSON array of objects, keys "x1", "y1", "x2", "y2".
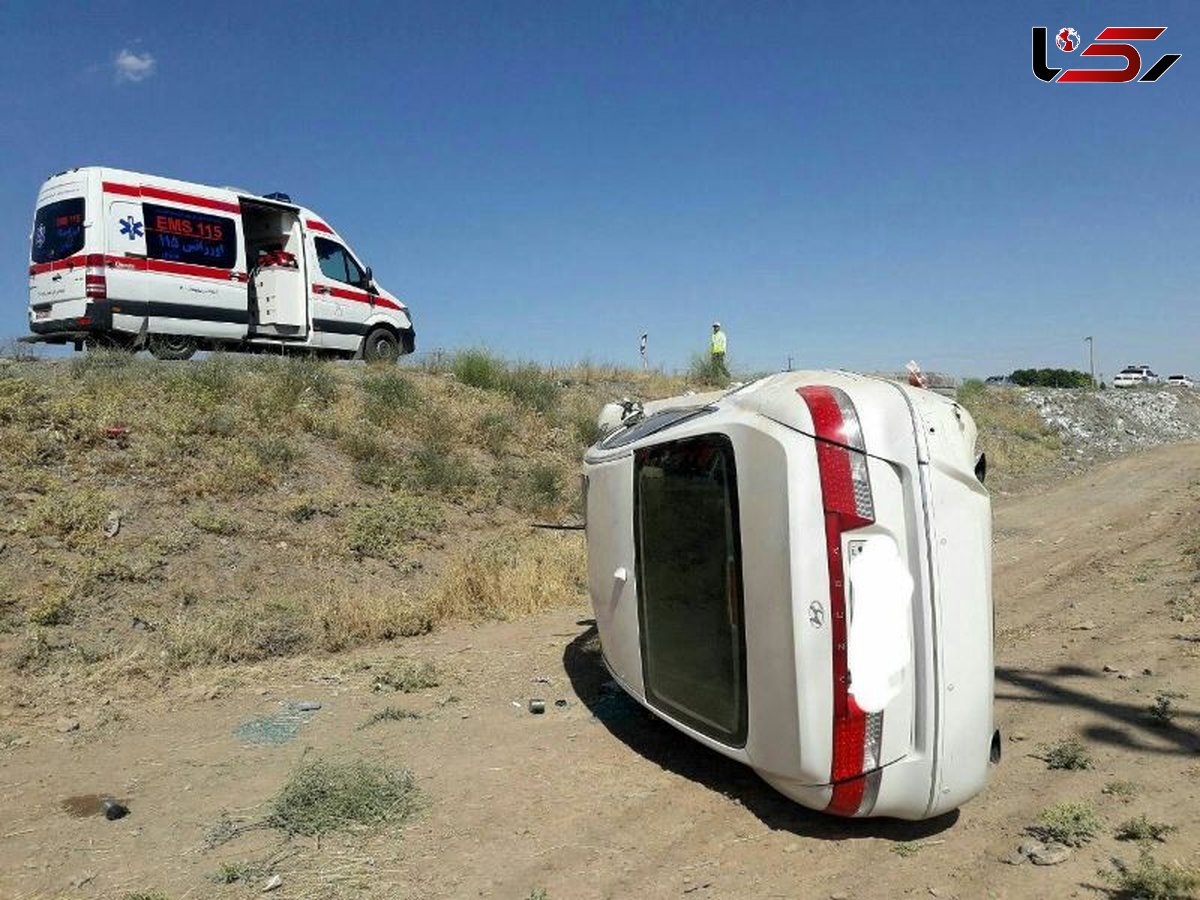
[{"x1": 2, "y1": 443, "x2": 1198, "y2": 900}]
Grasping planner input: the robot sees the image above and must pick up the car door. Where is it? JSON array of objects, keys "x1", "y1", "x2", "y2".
[
  {"x1": 310, "y1": 235, "x2": 372, "y2": 339},
  {"x1": 141, "y1": 201, "x2": 247, "y2": 337}
]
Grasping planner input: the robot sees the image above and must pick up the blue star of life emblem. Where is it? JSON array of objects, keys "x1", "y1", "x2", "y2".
[{"x1": 119, "y1": 216, "x2": 144, "y2": 240}]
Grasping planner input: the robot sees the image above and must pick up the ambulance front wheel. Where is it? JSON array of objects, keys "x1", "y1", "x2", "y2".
[
  {"x1": 148, "y1": 334, "x2": 198, "y2": 361},
  {"x1": 362, "y1": 327, "x2": 401, "y2": 364}
]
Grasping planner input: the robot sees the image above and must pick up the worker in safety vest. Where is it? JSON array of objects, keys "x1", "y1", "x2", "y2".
[{"x1": 710, "y1": 321, "x2": 729, "y2": 377}]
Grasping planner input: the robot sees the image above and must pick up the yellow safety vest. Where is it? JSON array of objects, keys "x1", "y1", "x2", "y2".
[{"x1": 710, "y1": 330, "x2": 727, "y2": 354}]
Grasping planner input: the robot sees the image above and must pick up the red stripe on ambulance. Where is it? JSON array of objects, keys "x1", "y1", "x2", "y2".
[{"x1": 102, "y1": 182, "x2": 240, "y2": 214}]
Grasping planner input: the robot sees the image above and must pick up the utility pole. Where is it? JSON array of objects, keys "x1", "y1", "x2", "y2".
[
  {"x1": 787, "y1": 355, "x2": 793, "y2": 372},
  {"x1": 639, "y1": 333, "x2": 648, "y2": 370},
  {"x1": 1084, "y1": 336, "x2": 1095, "y2": 388}
]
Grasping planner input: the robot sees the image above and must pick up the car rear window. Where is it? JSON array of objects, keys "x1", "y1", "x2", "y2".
[
  {"x1": 143, "y1": 202, "x2": 238, "y2": 270},
  {"x1": 32, "y1": 197, "x2": 85, "y2": 264}
]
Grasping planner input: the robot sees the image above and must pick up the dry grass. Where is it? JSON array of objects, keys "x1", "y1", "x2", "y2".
[
  {"x1": 427, "y1": 530, "x2": 587, "y2": 621},
  {"x1": 957, "y1": 381, "x2": 1062, "y2": 479},
  {"x1": 268, "y1": 758, "x2": 420, "y2": 837}
]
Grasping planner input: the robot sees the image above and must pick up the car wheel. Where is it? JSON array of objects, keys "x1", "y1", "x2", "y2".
[
  {"x1": 148, "y1": 334, "x2": 198, "y2": 361},
  {"x1": 363, "y1": 327, "x2": 400, "y2": 364}
]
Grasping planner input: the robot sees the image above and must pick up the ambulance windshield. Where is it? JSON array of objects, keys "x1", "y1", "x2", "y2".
[{"x1": 32, "y1": 198, "x2": 85, "y2": 264}]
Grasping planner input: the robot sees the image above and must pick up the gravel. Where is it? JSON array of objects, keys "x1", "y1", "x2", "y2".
[{"x1": 1023, "y1": 388, "x2": 1200, "y2": 459}]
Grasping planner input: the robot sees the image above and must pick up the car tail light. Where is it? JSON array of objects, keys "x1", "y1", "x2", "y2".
[
  {"x1": 85, "y1": 255, "x2": 106, "y2": 300},
  {"x1": 797, "y1": 385, "x2": 881, "y2": 817}
]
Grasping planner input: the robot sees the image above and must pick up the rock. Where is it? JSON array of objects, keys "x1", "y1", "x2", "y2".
[
  {"x1": 1001, "y1": 850, "x2": 1028, "y2": 866},
  {"x1": 1018, "y1": 840, "x2": 1045, "y2": 858},
  {"x1": 1008, "y1": 732, "x2": 1028, "y2": 742},
  {"x1": 103, "y1": 511, "x2": 121, "y2": 539},
  {"x1": 292, "y1": 700, "x2": 322, "y2": 712},
  {"x1": 1072, "y1": 620, "x2": 1097, "y2": 631},
  {"x1": 56, "y1": 718, "x2": 80, "y2": 734},
  {"x1": 1030, "y1": 843, "x2": 1071, "y2": 866},
  {"x1": 262, "y1": 874, "x2": 283, "y2": 892},
  {"x1": 1142, "y1": 667, "x2": 1153, "y2": 676},
  {"x1": 1103, "y1": 664, "x2": 1119, "y2": 673},
  {"x1": 103, "y1": 799, "x2": 129, "y2": 821},
  {"x1": 529, "y1": 699, "x2": 545, "y2": 714}
]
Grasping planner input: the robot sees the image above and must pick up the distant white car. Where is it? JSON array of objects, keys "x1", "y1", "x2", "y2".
[
  {"x1": 1113, "y1": 365, "x2": 1160, "y2": 388},
  {"x1": 1167, "y1": 375, "x2": 1194, "y2": 388}
]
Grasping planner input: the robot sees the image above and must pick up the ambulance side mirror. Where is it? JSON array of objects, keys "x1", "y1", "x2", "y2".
[{"x1": 363, "y1": 266, "x2": 376, "y2": 292}]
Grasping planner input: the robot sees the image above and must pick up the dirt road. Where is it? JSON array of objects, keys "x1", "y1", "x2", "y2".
[{"x1": 2, "y1": 443, "x2": 1198, "y2": 899}]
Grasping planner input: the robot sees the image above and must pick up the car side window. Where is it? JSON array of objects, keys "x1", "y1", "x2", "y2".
[{"x1": 315, "y1": 236, "x2": 356, "y2": 285}]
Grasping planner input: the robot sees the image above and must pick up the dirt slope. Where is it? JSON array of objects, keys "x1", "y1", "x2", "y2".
[{"x1": 1, "y1": 443, "x2": 1197, "y2": 899}]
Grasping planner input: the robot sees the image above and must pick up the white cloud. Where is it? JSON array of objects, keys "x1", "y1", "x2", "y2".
[{"x1": 114, "y1": 48, "x2": 156, "y2": 83}]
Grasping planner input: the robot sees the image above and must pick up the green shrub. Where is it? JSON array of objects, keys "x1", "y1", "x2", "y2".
[
  {"x1": 479, "y1": 411, "x2": 513, "y2": 455},
  {"x1": 1101, "y1": 848, "x2": 1200, "y2": 900},
  {"x1": 190, "y1": 508, "x2": 241, "y2": 536},
  {"x1": 251, "y1": 435, "x2": 301, "y2": 470},
  {"x1": 1149, "y1": 691, "x2": 1186, "y2": 725},
  {"x1": 1009, "y1": 368, "x2": 1092, "y2": 388},
  {"x1": 452, "y1": 348, "x2": 506, "y2": 390},
  {"x1": 572, "y1": 409, "x2": 602, "y2": 447},
  {"x1": 255, "y1": 357, "x2": 338, "y2": 416},
  {"x1": 23, "y1": 488, "x2": 110, "y2": 545},
  {"x1": 268, "y1": 758, "x2": 419, "y2": 837},
  {"x1": 28, "y1": 592, "x2": 72, "y2": 627},
  {"x1": 1103, "y1": 780, "x2": 1140, "y2": 801},
  {"x1": 1039, "y1": 738, "x2": 1093, "y2": 770},
  {"x1": 210, "y1": 860, "x2": 257, "y2": 884},
  {"x1": 359, "y1": 706, "x2": 422, "y2": 729},
  {"x1": 451, "y1": 350, "x2": 560, "y2": 413},
  {"x1": 343, "y1": 498, "x2": 444, "y2": 563},
  {"x1": 371, "y1": 658, "x2": 440, "y2": 693},
  {"x1": 956, "y1": 378, "x2": 987, "y2": 405},
  {"x1": 339, "y1": 427, "x2": 390, "y2": 464},
  {"x1": 1028, "y1": 802, "x2": 1102, "y2": 847},
  {"x1": 687, "y1": 352, "x2": 728, "y2": 386},
  {"x1": 522, "y1": 463, "x2": 563, "y2": 512},
  {"x1": 1116, "y1": 814, "x2": 1176, "y2": 843},
  {"x1": 166, "y1": 354, "x2": 238, "y2": 405},
  {"x1": 409, "y1": 442, "x2": 477, "y2": 495},
  {"x1": 504, "y1": 363, "x2": 560, "y2": 413},
  {"x1": 361, "y1": 372, "x2": 419, "y2": 425}
]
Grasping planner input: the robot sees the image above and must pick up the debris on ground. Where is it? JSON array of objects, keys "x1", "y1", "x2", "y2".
[
  {"x1": 103, "y1": 799, "x2": 129, "y2": 821},
  {"x1": 529, "y1": 699, "x2": 545, "y2": 714}
]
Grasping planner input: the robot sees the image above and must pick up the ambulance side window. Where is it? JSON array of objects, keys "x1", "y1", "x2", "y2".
[
  {"x1": 143, "y1": 203, "x2": 237, "y2": 269},
  {"x1": 315, "y1": 237, "x2": 365, "y2": 287}
]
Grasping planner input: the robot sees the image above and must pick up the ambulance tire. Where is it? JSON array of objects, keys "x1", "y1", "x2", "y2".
[
  {"x1": 148, "y1": 334, "x2": 198, "y2": 361},
  {"x1": 362, "y1": 327, "x2": 401, "y2": 364}
]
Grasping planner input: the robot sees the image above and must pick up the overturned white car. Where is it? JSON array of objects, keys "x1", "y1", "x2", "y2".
[{"x1": 583, "y1": 371, "x2": 996, "y2": 820}]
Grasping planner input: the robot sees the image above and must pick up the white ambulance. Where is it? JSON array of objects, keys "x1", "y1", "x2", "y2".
[
  {"x1": 26, "y1": 167, "x2": 414, "y2": 361},
  {"x1": 583, "y1": 371, "x2": 996, "y2": 820}
]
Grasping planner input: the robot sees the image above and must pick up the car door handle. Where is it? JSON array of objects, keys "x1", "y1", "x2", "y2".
[{"x1": 313, "y1": 285, "x2": 327, "y2": 294}]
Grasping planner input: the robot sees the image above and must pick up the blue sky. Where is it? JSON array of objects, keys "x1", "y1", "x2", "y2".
[{"x1": 1, "y1": 1, "x2": 1196, "y2": 379}]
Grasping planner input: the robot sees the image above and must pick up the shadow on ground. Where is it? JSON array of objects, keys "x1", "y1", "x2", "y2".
[
  {"x1": 562, "y1": 621, "x2": 959, "y2": 842},
  {"x1": 997, "y1": 664, "x2": 1200, "y2": 757}
]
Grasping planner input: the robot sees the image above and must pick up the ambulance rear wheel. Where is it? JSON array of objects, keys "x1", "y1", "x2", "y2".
[
  {"x1": 363, "y1": 327, "x2": 400, "y2": 364},
  {"x1": 148, "y1": 334, "x2": 198, "y2": 361}
]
